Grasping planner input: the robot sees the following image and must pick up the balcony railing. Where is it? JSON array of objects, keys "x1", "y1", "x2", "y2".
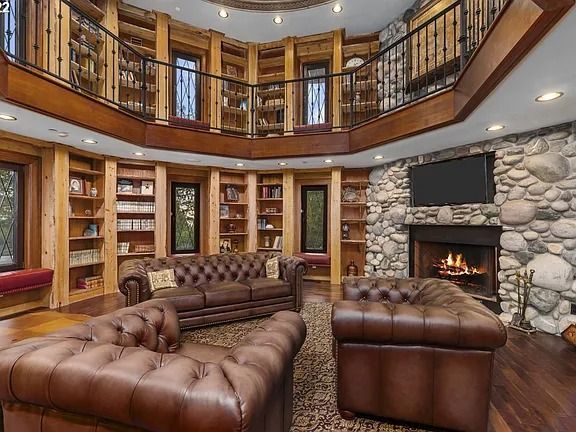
[{"x1": 0, "y1": 0, "x2": 506, "y2": 137}]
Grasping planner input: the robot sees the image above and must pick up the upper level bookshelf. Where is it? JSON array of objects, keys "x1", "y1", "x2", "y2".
[{"x1": 256, "y1": 43, "x2": 286, "y2": 137}]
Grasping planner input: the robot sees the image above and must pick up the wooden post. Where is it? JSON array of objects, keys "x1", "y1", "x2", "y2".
[
  {"x1": 104, "y1": 0, "x2": 119, "y2": 103},
  {"x1": 208, "y1": 167, "x2": 221, "y2": 254},
  {"x1": 154, "y1": 11, "x2": 170, "y2": 121},
  {"x1": 41, "y1": 147, "x2": 56, "y2": 307},
  {"x1": 155, "y1": 163, "x2": 168, "y2": 257},
  {"x1": 332, "y1": 29, "x2": 344, "y2": 129},
  {"x1": 330, "y1": 167, "x2": 342, "y2": 284},
  {"x1": 247, "y1": 172, "x2": 258, "y2": 252},
  {"x1": 52, "y1": 146, "x2": 69, "y2": 307},
  {"x1": 247, "y1": 43, "x2": 258, "y2": 136},
  {"x1": 282, "y1": 169, "x2": 295, "y2": 255},
  {"x1": 284, "y1": 37, "x2": 295, "y2": 134},
  {"x1": 209, "y1": 31, "x2": 223, "y2": 131},
  {"x1": 103, "y1": 158, "x2": 118, "y2": 293}
]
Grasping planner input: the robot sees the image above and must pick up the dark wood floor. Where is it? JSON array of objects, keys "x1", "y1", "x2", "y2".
[{"x1": 54, "y1": 282, "x2": 576, "y2": 432}]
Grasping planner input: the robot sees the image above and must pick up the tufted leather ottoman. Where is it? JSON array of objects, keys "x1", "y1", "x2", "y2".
[{"x1": 331, "y1": 277, "x2": 507, "y2": 432}]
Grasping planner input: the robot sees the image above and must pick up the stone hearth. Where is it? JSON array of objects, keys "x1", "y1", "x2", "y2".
[{"x1": 365, "y1": 120, "x2": 576, "y2": 335}]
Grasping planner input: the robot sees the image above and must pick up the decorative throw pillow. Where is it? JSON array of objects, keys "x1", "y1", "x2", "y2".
[
  {"x1": 266, "y1": 257, "x2": 280, "y2": 279},
  {"x1": 147, "y1": 269, "x2": 178, "y2": 292}
]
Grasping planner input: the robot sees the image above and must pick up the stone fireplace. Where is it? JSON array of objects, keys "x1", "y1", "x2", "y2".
[
  {"x1": 365, "y1": 120, "x2": 576, "y2": 335},
  {"x1": 410, "y1": 225, "x2": 501, "y2": 305}
]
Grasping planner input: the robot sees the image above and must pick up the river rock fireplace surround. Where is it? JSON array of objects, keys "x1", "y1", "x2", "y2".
[{"x1": 365, "y1": 120, "x2": 576, "y2": 335}]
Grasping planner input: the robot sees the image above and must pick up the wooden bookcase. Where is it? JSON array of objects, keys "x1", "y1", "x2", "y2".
[
  {"x1": 221, "y1": 40, "x2": 250, "y2": 134},
  {"x1": 219, "y1": 171, "x2": 249, "y2": 253},
  {"x1": 68, "y1": 154, "x2": 106, "y2": 303},
  {"x1": 116, "y1": 163, "x2": 157, "y2": 265},
  {"x1": 256, "y1": 173, "x2": 284, "y2": 252},
  {"x1": 256, "y1": 43, "x2": 286, "y2": 136},
  {"x1": 340, "y1": 169, "x2": 369, "y2": 278}
]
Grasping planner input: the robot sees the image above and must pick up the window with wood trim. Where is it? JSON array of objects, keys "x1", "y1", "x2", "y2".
[
  {"x1": 303, "y1": 62, "x2": 329, "y2": 125},
  {"x1": 301, "y1": 185, "x2": 328, "y2": 253},
  {"x1": 171, "y1": 182, "x2": 200, "y2": 254},
  {"x1": 173, "y1": 52, "x2": 201, "y2": 120},
  {"x1": 0, "y1": 162, "x2": 24, "y2": 272}
]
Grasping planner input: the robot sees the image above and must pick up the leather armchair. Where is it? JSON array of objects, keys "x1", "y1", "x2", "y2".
[
  {"x1": 0, "y1": 300, "x2": 307, "y2": 432},
  {"x1": 332, "y1": 277, "x2": 507, "y2": 432}
]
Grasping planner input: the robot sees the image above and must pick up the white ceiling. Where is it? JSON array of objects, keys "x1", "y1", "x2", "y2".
[
  {"x1": 0, "y1": 8, "x2": 575, "y2": 170},
  {"x1": 124, "y1": 0, "x2": 410, "y2": 42}
]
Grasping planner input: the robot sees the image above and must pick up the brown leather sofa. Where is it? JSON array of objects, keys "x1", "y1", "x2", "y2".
[
  {"x1": 0, "y1": 299, "x2": 306, "y2": 432},
  {"x1": 118, "y1": 252, "x2": 307, "y2": 329},
  {"x1": 332, "y1": 277, "x2": 507, "y2": 432}
]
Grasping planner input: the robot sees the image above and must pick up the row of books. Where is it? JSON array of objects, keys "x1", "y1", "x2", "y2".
[
  {"x1": 117, "y1": 201, "x2": 155, "y2": 213},
  {"x1": 76, "y1": 275, "x2": 104, "y2": 290},
  {"x1": 70, "y1": 249, "x2": 101, "y2": 266},
  {"x1": 117, "y1": 219, "x2": 155, "y2": 231},
  {"x1": 257, "y1": 218, "x2": 272, "y2": 229},
  {"x1": 271, "y1": 236, "x2": 283, "y2": 250},
  {"x1": 260, "y1": 185, "x2": 282, "y2": 199}
]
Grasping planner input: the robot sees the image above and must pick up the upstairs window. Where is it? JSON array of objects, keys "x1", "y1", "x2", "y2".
[
  {"x1": 303, "y1": 62, "x2": 329, "y2": 125},
  {"x1": 0, "y1": 0, "x2": 26, "y2": 59},
  {"x1": 0, "y1": 162, "x2": 24, "y2": 272},
  {"x1": 173, "y1": 53, "x2": 200, "y2": 120}
]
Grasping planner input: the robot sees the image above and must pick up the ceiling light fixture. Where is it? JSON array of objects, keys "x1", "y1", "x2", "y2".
[
  {"x1": 332, "y1": 3, "x2": 343, "y2": 13},
  {"x1": 218, "y1": 9, "x2": 229, "y2": 18},
  {"x1": 324, "y1": 159, "x2": 334, "y2": 164},
  {"x1": 373, "y1": 155, "x2": 384, "y2": 160},
  {"x1": 278, "y1": 162, "x2": 288, "y2": 166},
  {"x1": 273, "y1": 16, "x2": 283, "y2": 24},
  {"x1": 535, "y1": 92, "x2": 563, "y2": 102},
  {"x1": 175, "y1": 6, "x2": 181, "y2": 12},
  {"x1": 133, "y1": 152, "x2": 145, "y2": 156},
  {"x1": 486, "y1": 124, "x2": 505, "y2": 132},
  {"x1": 0, "y1": 114, "x2": 17, "y2": 121},
  {"x1": 48, "y1": 128, "x2": 58, "y2": 132},
  {"x1": 82, "y1": 139, "x2": 98, "y2": 144},
  {"x1": 58, "y1": 132, "x2": 69, "y2": 137},
  {"x1": 236, "y1": 162, "x2": 245, "y2": 167}
]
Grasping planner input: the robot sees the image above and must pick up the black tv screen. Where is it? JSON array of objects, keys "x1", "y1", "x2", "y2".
[{"x1": 411, "y1": 154, "x2": 495, "y2": 206}]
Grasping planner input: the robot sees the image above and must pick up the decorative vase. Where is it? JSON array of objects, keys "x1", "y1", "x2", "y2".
[
  {"x1": 227, "y1": 223, "x2": 237, "y2": 233},
  {"x1": 342, "y1": 223, "x2": 350, "y2": 240},
  {"x1": 264, "y1": 236, "x2": 271, "y2": 248},
  {"x1": 346, "y1": 260, "x2": 358, "y2": 277}
]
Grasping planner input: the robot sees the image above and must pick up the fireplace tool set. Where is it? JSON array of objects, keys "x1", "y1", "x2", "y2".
[{"x1": 509, "y1": 269, "x2": 537, "y2": 334}]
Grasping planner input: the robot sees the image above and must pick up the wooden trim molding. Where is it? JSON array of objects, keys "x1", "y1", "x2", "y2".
[{"x1": 0, "y1": 0, "x2": 572, "y2": 160}]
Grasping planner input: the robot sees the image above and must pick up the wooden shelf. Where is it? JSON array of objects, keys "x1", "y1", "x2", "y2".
[
  {"x1": 341, "y1": 219, "x2": 366, "y2": 223},
  {"x1": 116, "y1": 193, "x2": 155, "y2": 198},
  {"x1": 71, "y1": 0, "x2": 105, "y2": 21},
  {"x1": 256, "y1": 123, "x2": 284, "y2": 132},
  {"x1": 341, "y1": 202, "x2": 367, "y2": 206},
  {"x1": 69, "y1": 261, "x2": 104, "y2": 269},
  {"x1": 341, "y1": 240, "x2": 366, "y2": 244},
  {"x1": 219, "y1": 232, "x2": 248, "y2": 236},
  {"x1": 221, "y1": 202, "x2": 248, "y2": 206},
  {"x1": 257, "y1": 183, "x2": 283, "y2": 186},
  {"x1": 257, "y1": 248, "x2": 282, "y2": 251},
  {"x1": 119, "y1": 21, "x2": 155, "y2": 42},
  {"x1": 69, "y1": 236, "x2": 104, "y2": 241},
  {"x1": 124, "y1": 42, "x2": 155, "y2": 57},
  {"x1": 221, "y1": 217, "x2": 248, "y2": 221},
  {"x1": 257, "y1": 198, "x2": 283, "y2": 201},
  {"x1": 69, "y1": 286, "x2": 104, "y2": 302},
  {"x1": 117, "y1": 174, "x2": 156, "y2": 181},
  {"x1": 258, "y1": 213, "x2": 283, "y2": 216},
  {"x1": 118, "y1": 229, "x2": 155, "y2": 233},
  {"x1": 258, "y1": 228, "x2": 283, "y2": 231},
  {"x1": 69, "y1": 195, "x2": 104, "y2": 201},
  {"x1": 69, "y1": 215, "x2": 105, "y2": 220},
  {"x1": 118, "y1": 252, "x2": 155, "y2": 257},
  {"x1": 70, "y1": 166, "x2": 104, "y2": 176},
  {"x1": 117, "y1": 211, "x2": 155, "y2": 215}
]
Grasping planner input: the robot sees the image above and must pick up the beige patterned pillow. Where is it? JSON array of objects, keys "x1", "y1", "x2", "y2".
[
  {"x1": 147, "y1": 269, "x2": 178, "y2": 292},
  {"x1": 266, "y1": 257, "x2": 280, "y2": 279}
]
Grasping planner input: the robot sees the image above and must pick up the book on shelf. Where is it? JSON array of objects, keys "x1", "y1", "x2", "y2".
[
  {"x1": 257, "y1": 218, "x2": 268, "y2": 229},
  {"x1": 117, "y1": 218, "x2": 155, "y2": 231},
  {"x1": 116, "y1": 201, "x2": 155, "y2": 213},
  {"x1": 272, "y1": 236, "x2": 283, "y2": 250},
  {"x1": 261, "y1": 185, "x2": 282, "y2": 199},
  {"x1": 77, "y1": 275, "x2": 104, "y2": 290}
]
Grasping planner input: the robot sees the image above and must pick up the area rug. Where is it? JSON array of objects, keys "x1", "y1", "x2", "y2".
[{"x1": 182, "y1": 303, "x2": 428, "y2": 432}]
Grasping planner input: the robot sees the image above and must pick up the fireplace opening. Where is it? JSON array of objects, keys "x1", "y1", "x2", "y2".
[{"x1": 409, "y1": 225, "x2": 502, "y2": 305}]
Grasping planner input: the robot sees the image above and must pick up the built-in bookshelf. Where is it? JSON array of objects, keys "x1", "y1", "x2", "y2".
[
  {"x1": 256, "y1": 173, "x2": 284, "y2": 252},
  {"x1": 68, "y1": 154, "x2": 106, "y2": 302},
  {"x1": 340, "y1": 168, "x2": 370, "y2": 278},
  {"x1": 116, "y1": 163, "x2": 156, "y2": 262},
  {"x1": 221, "y1": 41, "x2": 250, "y2": 134},
  {"x1": 219, "y1": 171, "x2": 249, "y2": 253},
  {"x1": 256, "y1": 43, "x2": 285, "y2": 136}
]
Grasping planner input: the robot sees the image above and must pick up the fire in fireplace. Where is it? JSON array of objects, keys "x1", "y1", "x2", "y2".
[{"x1": 433, "y1": 250, "x2": 488, "y2": 294}]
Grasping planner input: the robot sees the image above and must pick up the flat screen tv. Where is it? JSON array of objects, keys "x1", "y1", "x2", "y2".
[{"x1": 411, "y1": 153, "x2": 495, "y2": 206}]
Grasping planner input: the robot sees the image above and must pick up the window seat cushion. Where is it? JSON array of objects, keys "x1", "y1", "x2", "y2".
[{"x1": 0, "y1": 269, "x2": 53, "y2": 295}]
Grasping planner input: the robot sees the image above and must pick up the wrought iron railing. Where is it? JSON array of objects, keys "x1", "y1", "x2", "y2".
[{"x1": 0, "y1": 0, "x2": 507, "y2": 137}]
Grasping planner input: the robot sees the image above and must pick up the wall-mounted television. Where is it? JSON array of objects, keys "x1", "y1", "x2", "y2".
[{"x1": 410, "y1": 153, "x2": 495, "y2": 207}]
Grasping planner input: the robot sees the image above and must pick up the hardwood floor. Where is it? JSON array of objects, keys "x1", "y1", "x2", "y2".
[{"x1": 1, "y1": 281, "x2": 574, "y2": 431}]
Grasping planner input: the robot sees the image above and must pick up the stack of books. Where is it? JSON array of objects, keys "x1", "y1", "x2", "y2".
[{"x1": 77, "y1": 275, "x2": 104, "y2": 290}]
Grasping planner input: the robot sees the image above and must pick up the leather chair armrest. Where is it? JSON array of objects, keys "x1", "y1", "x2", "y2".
[
  {"x1": 331, "y1": 300, "x2": 507, "y2": 350},
  {"x1": 278, "y1": 256, "x2": 308, "y2": 309},
  {"x1": 118, "y1": 259, "x2": 152, "y2": 306}
]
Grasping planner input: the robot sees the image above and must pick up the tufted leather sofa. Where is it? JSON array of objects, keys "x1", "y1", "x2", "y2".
[
  {"x1": 0, "y1": 299, "x2": 306, "y2": 432},
  {"x1": 332, "y1": 277, "x2": 507, "y2": 432},
  {"x1": 118, "y1": 252, "x2": 307, "y2": 329}
]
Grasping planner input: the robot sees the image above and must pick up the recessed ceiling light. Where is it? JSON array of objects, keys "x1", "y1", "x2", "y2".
[
  {"x1": 486, "y1": 124, "x2": 505, "y2": 132},
  {"x1": 82, "y1": 139, "x2": 98, "y2": 144},
  {"x1": 332, "y1": 3, "x2": 343, "y2": 13},
  {"x1": 278, "y1": 162, "x2": 288, "y2": 166},
  {"x1": 48, "y1": 128, "x2": 58, "y2": 132},
  {"x1": 373, "y1": 155, "x2": 384, "y2": 160},
  {"x1": 218, "y1": 9, "x2": 229, "y2": 18},
  {"x1": 58, "y1": 132, "x2": 69, "y2": 137},
  {"x1": 133, "y1": 152, "x2": 145, "y2": 156},
  {"x1": 273, "y1": 16, "x2": 283, "y2": 24},
  {"x1": 324, "y1": 159, "x2": 334, "y2": 164},
  {"x1": 535, "y1": 92, "x2": 563, "y2": 102},
  {"x1": 175, "y1": 6, "x2": 181, "y2": 12},
  {"x1": 236, "y1": 163, "x2": 245, "y2": 167},
  {"x1": 0, "y1": 114, "x2": 16, "y2": 121},
  {"x1": 186, "y1": 158, "x2": 200, "y2": 163}
]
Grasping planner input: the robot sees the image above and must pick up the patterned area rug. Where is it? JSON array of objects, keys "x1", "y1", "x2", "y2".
[{"x1": 182, "y1": 303, "x2": 427, "y2": 432}]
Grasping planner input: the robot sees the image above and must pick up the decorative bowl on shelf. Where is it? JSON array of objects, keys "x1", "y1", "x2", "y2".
[{"x1": 342, "y1": 186, "x2": 359, "y2": 203}]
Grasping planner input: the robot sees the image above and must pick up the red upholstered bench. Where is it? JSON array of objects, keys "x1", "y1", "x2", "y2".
[{"x1": 0, "y1": 269, "x2": 54, "y2": 296}]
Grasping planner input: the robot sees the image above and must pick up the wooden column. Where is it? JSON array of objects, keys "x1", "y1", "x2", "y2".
[
  {"x1": 332, "y1": 29, "x2": 344, "y2": 129},
  {"x1": 41, "y1": 147, "x2": 56, "y2": 307},
  {"x1": 247, "y1": 43, "x2": 258, "y2": 135},
  {"x1": 208, "y1": 167, "x2": 221, "y2": 254},
  {"x1": 154, "y1": 11, "x2": 170, "y2": 121},
  {"x1": 104, "y1": 0, "x2": 119, "y2": 103},
  {"x1": 103, "y1": 158, "x2": 118, "y2": 293},
  {"x1": 247, "y1": 171, "x2": 258, "y2": 252},
  {"x1": 282, "y1": 169, "x2": 295, "y2": 256},
  {"x1": 155, "y1": 163, "x2": 168, "y2": 257},
  {"x1": 330, "y1": 167, "x2": 342, "y2": 284},
  {"x1": 52, "y1": 146, "x2": 69, "y2": 307},
  {"x1": 209, "y1": 31, "x2": 223, "y2": 131},
  {"x1": 284, "y1": 37, "x2": 295, "y2": 134}
]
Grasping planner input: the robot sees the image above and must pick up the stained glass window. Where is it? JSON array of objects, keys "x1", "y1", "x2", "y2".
[
  {"x1": 174, "y1": 53, "x2": 200, "y2": 120},
  {"x1": 171, "y1": 182, "x2": 200, "y2": 253},
  {"x1": 303, "y1": 62, "x2": 329, "y2": 125},
  {"x1": 301, "y1": 185, "x2": 327, "y2": 253}
]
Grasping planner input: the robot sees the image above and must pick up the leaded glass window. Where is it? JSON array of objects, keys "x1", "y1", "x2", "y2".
[
  {"x1": 171, "y1": 182, "x2": 200, "y2": 253},
  {"x1": 301, "y1": 185, "x2": 327, "y2": 253},
  {"x1": 303, "y1": 62, "x2": 329, "y2": 125},
  {"x1": 173, "y1": 53, "x2": 200, "y2": 120},
  {"x1": 0, "y1": 162, "x2": 23, "y2": 271}
]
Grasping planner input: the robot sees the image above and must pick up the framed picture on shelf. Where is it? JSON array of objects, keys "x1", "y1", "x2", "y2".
[
  {"x1": 69, "y1": 176, "x2": 84, "y2": 195},
  {"x1": 117, "y1": 179, "x2": 134, "y2": 193},
  {"x1": 141, "y1": 180, "x2": 154, "y2": 195},
  {"x1": 220, "y1": 238, "x2": 232, "y2": 253},
  {"x1": 225, "y1": 185, "x2": 240, "y2": 202},
  {"x1": 226, "y1": 64, "x2": 237, "y2": 77},
  {"x1": 220, "y1": 204, "x2": 230, "y2": 218}
]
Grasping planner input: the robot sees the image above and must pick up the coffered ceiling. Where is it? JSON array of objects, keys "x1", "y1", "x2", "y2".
[{"x1": 124, "y1": 0, "x2": 410, "y2": 42}]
